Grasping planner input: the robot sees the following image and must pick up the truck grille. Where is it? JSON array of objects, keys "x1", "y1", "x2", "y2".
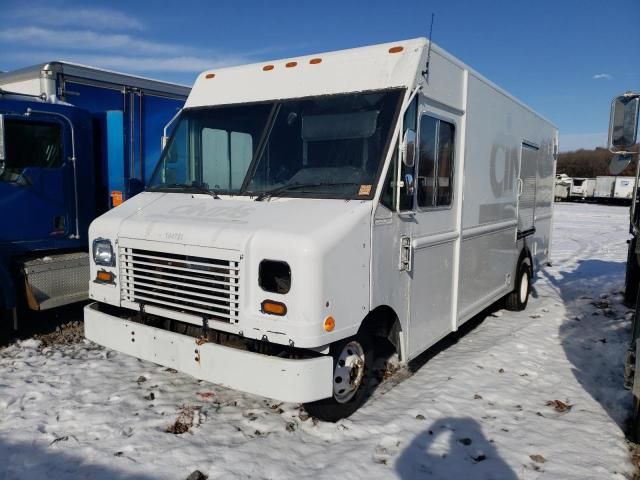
[{"x1": 120, "y1": 248, "x2": 240, "y2": 323}]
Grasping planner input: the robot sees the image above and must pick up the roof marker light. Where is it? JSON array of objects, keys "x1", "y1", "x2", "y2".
[
  {"x1": 388, "y1": 46, "x2": 404, "y2": 54},
  {"x1": 309, "y1": 58, "x2": 322, "y2": 65},
  {"x1": 285, "y1": 61, "x2": 298, "y2": 68},
  {"x1": 205, "y1": 73, "x2": 215, "y2": 79},
  {"x1": 263, "y1": 65, "x2": 274, "y2": 71}
]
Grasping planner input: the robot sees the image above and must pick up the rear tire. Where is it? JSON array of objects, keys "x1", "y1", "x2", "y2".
[
  {"x1": 303, "y1": 333, "x2": 374, "y2": 422},
  {"x1": 505, "y1": 260, "x2": 531, "y2": 311},
  {"x1": 631, "y1": 396, "x2": 640, "y2": 442}
]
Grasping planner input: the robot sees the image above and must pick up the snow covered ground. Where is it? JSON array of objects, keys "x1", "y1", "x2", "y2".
[{"x1": 0, "y1": 203, "x2": 635, "y2": 479}]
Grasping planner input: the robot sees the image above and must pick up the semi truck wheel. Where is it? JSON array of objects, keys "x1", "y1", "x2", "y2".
[
  {"x1": 624, "y1": 237, "x2": 639, "y2": 308},
  {"x1": 505, "y1": 260, "x2": 531, "y2": 311},
  {"x1": 303, "y1": 333, "x2": 373, "y2": 422}
]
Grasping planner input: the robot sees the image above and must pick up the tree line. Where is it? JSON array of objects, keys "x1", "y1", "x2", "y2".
[{"x1": 557, "y1": 145, "x2": 639, "y2": 178}]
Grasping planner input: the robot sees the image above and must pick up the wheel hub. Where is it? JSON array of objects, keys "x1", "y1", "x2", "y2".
[{"x1": 333, "y1": 341, "x2": 365, "y2": 404}]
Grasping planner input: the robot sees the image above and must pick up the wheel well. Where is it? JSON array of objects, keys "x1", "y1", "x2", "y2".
[
  {"x1": 518, "y1": 245, "x2": 533, "y2": 272},
  {"x1": 358, "y1": 305, "x2": 402, "y2": 354}
]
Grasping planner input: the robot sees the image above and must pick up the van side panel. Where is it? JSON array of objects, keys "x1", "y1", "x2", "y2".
[{"x1": 457, "y1": 73, "x2": 556, "y2": 324}]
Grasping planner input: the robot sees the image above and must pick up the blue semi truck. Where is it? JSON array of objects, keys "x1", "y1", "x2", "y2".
[{"x1": 0, "y1": 62, "x2": 190, "y2": 327}]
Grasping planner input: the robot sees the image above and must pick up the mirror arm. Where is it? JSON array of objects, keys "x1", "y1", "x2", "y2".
[
  {"x1": 162, "y1": 108, "x2": 182, "y2": 149},
  {"x1": 609, "y1": 149, "x2": 639, "y2": 156}
]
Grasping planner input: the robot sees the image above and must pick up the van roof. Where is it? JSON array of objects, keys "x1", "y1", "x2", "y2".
[{"x1": 186, "y1": 38, "x2": 427, "y2": 108}]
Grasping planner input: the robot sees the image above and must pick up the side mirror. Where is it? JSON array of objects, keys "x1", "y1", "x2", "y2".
[
  {"x1": 609, "y1": 94, "x2": 640, "y2": 152},
  {"x1": 609, "y1": 153, "x2": 634, "y2": 175},
  {"x1": 401, "y1": 129, "x2": 416, "y2": 168},
  {"x1": 0, "y1": 114, "x2": 6, "y2": 176}
]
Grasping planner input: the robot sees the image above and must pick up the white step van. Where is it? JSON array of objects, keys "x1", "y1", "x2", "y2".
[{"x1": 84, "y1": 38, "x2": 558, "y2": 421}]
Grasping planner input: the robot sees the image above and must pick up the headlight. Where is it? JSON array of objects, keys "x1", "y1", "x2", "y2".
[{"x1": 92, "y1": 239, "x2": 115, "y2": 266}]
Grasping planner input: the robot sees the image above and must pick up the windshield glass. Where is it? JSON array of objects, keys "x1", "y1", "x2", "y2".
[{"x1": 148, "y1": 89, "x2": 403, "y2": 199}]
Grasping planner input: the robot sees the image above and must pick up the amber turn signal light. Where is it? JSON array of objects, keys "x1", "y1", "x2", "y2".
[
  {"x1": 111, "y1": 190, "x2": 123, "y2": 207},
  {"x1": 96, "y1": 270, "x2": 114, "y2": 283},
  {"x1": 324, "y1": 316, "x2": 335, "y2": 332},
  {"x1": 261, "y1": 300, "x2": 287, "y2": 316}
]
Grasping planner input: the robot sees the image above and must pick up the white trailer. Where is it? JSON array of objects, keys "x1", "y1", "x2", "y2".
[
  {"x1": 555, "y1": 174, "x2": 572, "y2": 201},
  {"x1": 595, "y1": 176, "x2": 616, "y2": 200},
  {"x1": 614, "y1": 176, "x2": 636, "y2": 202},
  {"x1": 570, "y1": 177, "x2": 595, "y2": 200},
  {"x1": 84, "y1": 38, "x2": 558, "y2": 420}
]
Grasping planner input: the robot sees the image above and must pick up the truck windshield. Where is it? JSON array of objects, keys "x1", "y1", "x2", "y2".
[{"x1": 148, "y1": 89, "x2": 403, "y2": 199}]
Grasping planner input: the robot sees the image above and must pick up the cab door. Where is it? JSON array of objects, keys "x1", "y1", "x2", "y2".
[
  {"x1": 406, "y1": 104, "x2": 460, "y2": 357},
  {"x1": 0, "y1": 114, "x2": 70, "y2": 243}
]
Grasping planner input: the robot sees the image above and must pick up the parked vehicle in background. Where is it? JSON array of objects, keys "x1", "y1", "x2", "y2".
[
  {"x1": 614, "y1": 176, "x2": 636, "y2": 204},
  {"x1": 595, "y1": 176, "x2": 616, "y2": 201},
  {"x1": 83, "y1": 38, "x2": 557, "y2": 421},
  {"x1": 0, "y1": 62, "x2": 190, "y2": 328},
  {"x1": 606, "y1": 91, "x2": 640, "y2": 438},
  {"x1": 569, "y1": 177, "x2": 595, "y2": 201},
  {"x1": 554, "y1": 174, "x2": 572, "y2": 202}
]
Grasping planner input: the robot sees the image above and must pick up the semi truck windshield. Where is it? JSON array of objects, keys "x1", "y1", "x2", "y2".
[{"x1": 148, "y1": 89, "x2": 403, "y2": 199}]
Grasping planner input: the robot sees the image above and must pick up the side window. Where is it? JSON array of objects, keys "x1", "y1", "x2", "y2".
[
  {"x1": 399, "y1": 98, "x2": 418, "y2": 211},
  {"x1": 436, "y1": 121, "x2": 454, "y2": 205},
  {"x1": 417, "y1": 116, "x2": 437, "y2": 207},
  {"x1": 1, "y1": 119, "x2": 62, "y2": 181},
  {"x1": 417, "y1": 114, "x2": 455, "y2": 208}
]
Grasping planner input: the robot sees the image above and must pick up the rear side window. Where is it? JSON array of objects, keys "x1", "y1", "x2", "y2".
[
  {"x1": 1, "y1": 119, "x2": 62, "y2": 181},
  {"x1": 417, "y1": 114, "x2": 455, "y2": 208}
]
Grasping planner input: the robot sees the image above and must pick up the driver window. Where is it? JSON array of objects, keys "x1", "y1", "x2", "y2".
[
  {"x1": 1, "y1": 119, "x2": 62, "y2": 182},
  {"x1": 417, "y1": 114, "x2": 455, "y2": 208}
]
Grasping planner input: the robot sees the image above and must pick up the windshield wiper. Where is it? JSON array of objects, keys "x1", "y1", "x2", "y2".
[
  {"x1": 254, "y1": 182, "x2": 359, "y2": 201},
  {"x1": 147, "y1": 183, "x2": 220, "y2": 199}
]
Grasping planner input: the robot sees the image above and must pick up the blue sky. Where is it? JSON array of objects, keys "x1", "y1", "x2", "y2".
[{"x1": 1, "y1": 0, "x2": 638, "y2": 151}]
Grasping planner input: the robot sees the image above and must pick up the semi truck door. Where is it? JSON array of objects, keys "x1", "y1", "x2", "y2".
[
  {"x1": 518, "y1": 142, "x2": 539, "y2": 236},
  {"x1": 406, "y1": 109, "x2": 459, "y2": 357},
  {"x1": 0, "y1": 116, "x2": 70, "y2": 242}
]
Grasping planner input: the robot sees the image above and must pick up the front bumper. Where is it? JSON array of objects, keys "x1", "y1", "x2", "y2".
[{"x1": 84, "y1": 303, "x2": 333, "y2": 403}]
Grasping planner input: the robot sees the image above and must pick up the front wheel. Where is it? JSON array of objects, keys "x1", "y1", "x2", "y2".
[
  {"x1": 505, "y1": 260, "x2": 531, "y2": 311},
  {"x1": 303, "y1": 334, "x2": 373, "y2": 422}
]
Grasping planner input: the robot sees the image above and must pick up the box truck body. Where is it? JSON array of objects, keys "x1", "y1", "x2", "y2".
[
  {"x1": 570, "y1": 177, "x2": 595, "y2": 200},
  {"x1": 595, "y1": 176, "x2": 616, "y2": 200},
  {"x1": 0, "y1": 62, "x2": 189, "y2": 316},
  {"x1": 614, "y1": 176, "x2": 636, "y2": 202},
  {"x1": 555, "y1": 174, "x2": 571, "y2": 201},
  {"x1": 83, "y1": 39, "x2": 557, "y2": 419}
]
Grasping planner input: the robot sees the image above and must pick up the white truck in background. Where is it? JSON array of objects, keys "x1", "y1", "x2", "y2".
[
  {"x1": 555, "y1": 174, "x2": 572, "y2": 202},
  {"x1": 84, "y1": 38, "x2": 557, "y2": 421},
  {"x1": 614, "y1": 176, "x2": 636, "y2": 203},
  {"x1": 595, "y1": 176, "x2": 616, "y2": 200},
  {"x1": 569, "y1": 177, "x2": 595, "y2": 200}
]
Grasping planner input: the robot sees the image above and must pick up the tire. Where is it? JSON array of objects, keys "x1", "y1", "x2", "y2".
[
  {"x1": 303, "y1": 333, "x2": 374, "y2": 422},
  {"x1": 505, "y1": 260, "x2": 531, "y2": 311},
  {"x1": 624, "y1": 237, "x2": 640, "y2": 308},
  {"x1": 631, "y1": 396, "x2": 640, "y2": 442}
]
